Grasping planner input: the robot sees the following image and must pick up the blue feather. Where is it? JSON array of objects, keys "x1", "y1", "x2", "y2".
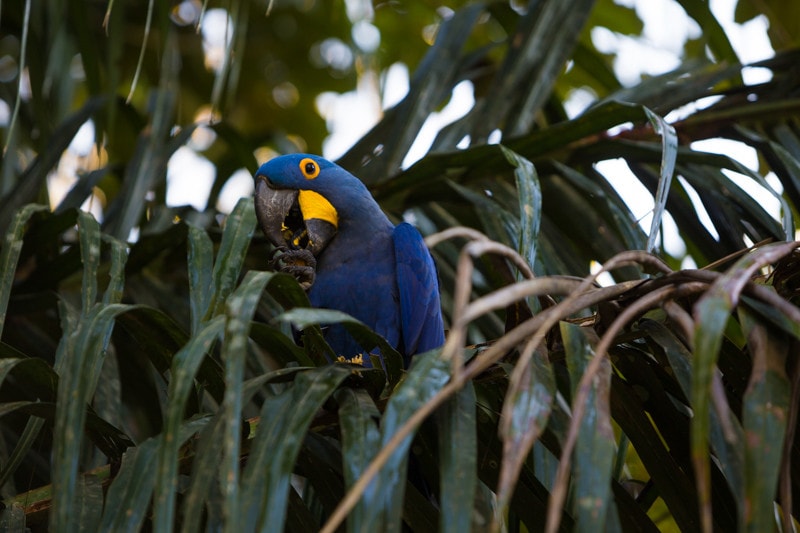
[{"x1": 393, "y1": 222, "x2": 445, "y2": 367}]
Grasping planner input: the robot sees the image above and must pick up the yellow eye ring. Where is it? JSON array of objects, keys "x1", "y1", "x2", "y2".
[{"x1": 299, "y1": 157, "x2": 320, "y2": 179}]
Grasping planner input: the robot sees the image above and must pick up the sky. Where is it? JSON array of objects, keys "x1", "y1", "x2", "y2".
[{"x1": 51, "y1": 0, "x2": 779, "y2": 255}]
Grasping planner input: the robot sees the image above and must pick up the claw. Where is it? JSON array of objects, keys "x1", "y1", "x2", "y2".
[{"x1": 271, "y1": 247, "x2": 317, "y2": 290}]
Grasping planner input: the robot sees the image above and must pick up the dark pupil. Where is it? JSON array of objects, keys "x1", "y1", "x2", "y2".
[{"x1": 305, "y1": 162, "x2": 316, "y2": 174}]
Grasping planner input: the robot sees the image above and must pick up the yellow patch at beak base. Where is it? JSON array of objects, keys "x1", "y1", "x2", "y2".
[{"x1": 298, "y1": 190, "x2": 338, "y2": 228}]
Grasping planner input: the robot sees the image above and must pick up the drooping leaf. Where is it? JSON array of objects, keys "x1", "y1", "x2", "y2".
[
  {"x1": 738, "y1": 308, "x2": 790, "y2": 532},
  {"x1": 643, "y1": 107, "x2": 678, "y2": 254},
  {"x1": 496, "y1": 343, "x2": 554, "y2": 521},
  {"x1": 561, "y1": 322, "x2": 615, "y2": 531}
]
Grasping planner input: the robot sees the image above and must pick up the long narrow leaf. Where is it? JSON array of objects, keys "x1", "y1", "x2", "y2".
[
  {"x1": 241, "y1": 365, "x2": 351, "y2": 531},
  {"x1": 335, "y1": 386, "x2": 382, "y2": 533},
  {"x1": 187, "y1": 223, "x2": 215, "y2": 333},
  {"x1": 99, "y1": 416, "x2": 210, "y2": 533},
  {"x1": 502, "y1": 146, "x2": 541, "y2": 274},
  {"x1": 438, "y1": 381, "x2": 478, "y2": 533},
  {"x1": 51, "y1": 303, "x2": 131, "y2": 533},
  {"x1": 643, "y1": 107, "x2": 677, "y2": 253},
  {"x1": 51, "y1": 213, "x2": 133, "y2": 531},
  {"x1": 152, "y1": 315, "x2": 225, "y2": 532},
  {"x1": 209, "y1": 196, "x2": 256, "y2": 318},
  {"x1": 0, "y1": 204, "x2": 48, "y2": 337},
  {"x1": 691, "y1": 241, "x2": 798, "y2": 532},
  {"x1": 739, "y1": 308, "x2": 790, "y2": 532},
  {"x1": 496, "y1": 343, "x2": 554, "y2": 523},
  {"x1": 78, "y1": 211, "x2": 101, "y2": 314},
  {"x1": 561, "y1": 322, "x2": 614, "y2": 531},
  {"x1": 277, "y1": 307, "x2": 404, "y2": 383},
  {"x1": 640, "y1": 319, "x2": 744, "y2": 503},
  {"x1": 74, "y1": 474, "x2": 103, "y2": 533},
  {"x1": 219, "y1": 270, "x2": 273, "y2": 531},
  {"x1": 376, "y1": 351, "x2": 450, "y2": 531}
]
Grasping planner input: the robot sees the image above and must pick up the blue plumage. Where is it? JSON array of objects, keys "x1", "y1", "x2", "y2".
[{"x1": 254, "y1": 154, "x2": 444, "y2": 368}]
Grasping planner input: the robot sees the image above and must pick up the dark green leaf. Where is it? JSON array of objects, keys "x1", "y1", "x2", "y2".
[
  {"x1": 561, "y1": 322, "x2": 614, "y2": 530},
  {"x1": 209, "y1": 197, "x2": 256, "y2": 318},
  {"x1": 335, "y1": 386, "x2": 382, "y2": 533},
  {"x1": 739, "y1": 308, "x2": 790, "y2": 532},
  {"x1": 376, "y1": 351, "x2": 450, "y2": 530},
  {"x1": 152, "y1": 315, "x2": 225, "y2": 532},
  {"x1": 438, "y1": 381, "x2": 478, "y2": 533},
  {"x1": 0, "y1": 204, "x2": 49, "y2": 337},
  {"x1": 242, "y1": 365, "x2": 351, "y2": 531}
]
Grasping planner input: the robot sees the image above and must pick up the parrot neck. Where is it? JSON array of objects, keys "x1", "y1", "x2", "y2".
[{"x1": 321, "y1": 203, "x2": 394, "y2": 266}]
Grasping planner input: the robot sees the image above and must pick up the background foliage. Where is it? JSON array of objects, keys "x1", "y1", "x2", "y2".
[{"x1": 1, "y1": 0, "x2": 800, "y2": 531}]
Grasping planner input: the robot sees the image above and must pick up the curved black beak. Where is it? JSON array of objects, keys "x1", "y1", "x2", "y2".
[
  {"x1": 255, "y1": 178, "x2": 297, "y2": 248},
  {"x1": 304, "y1": 217, "x2": 337, "y2": 256},
  {"x1": 254, "y1": 177, "x2": 337, "y2": 256}
]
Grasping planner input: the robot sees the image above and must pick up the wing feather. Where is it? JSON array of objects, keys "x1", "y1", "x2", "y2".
[{"x1": 393, "y1": 223, "x2": 445, "y2": 366}]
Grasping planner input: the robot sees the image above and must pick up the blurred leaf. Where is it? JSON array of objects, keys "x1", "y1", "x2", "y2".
[
  {"x1": 55, "y1": 168, "x2": 109, "y2": 214},
  {"x1": 0, "y1": 416, "x2": 45, "y2": 489},
  {"x1": 676, "y1": 0, "x2": 740, "y2": 65},
  {"x1": 590, "y1": 0, "x2": 643, "y2": 36},
  {"x1": 0, "y1": 503, "x2": 25, "y2": 531},
  {"x1": 187, "y1": 223, "x2": 214, "y2": 333},
  {"x1": 0, "y1": 204, "x2": 48, "y2": 337},
  {"x1": 735, "y1": 0, "x2": 800, "y2": 49},
  {"x1": 0, "y1": 96, "x2": 105, "y2": 236},
  {"x1": 339, "y1": 3, "x2": 485, "y2": 181}
]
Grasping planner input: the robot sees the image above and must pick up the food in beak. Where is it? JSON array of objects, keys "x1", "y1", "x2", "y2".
[{"x1": 254, "y1": 178, "x2": 337, "y2": 257}]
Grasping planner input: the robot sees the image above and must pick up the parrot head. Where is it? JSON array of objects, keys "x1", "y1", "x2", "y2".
[{"x1": 253, "y1": 154, "x2": 340, "y2": 257}]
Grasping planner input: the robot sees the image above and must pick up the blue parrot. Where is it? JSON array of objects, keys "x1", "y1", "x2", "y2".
[{"x1": 253, "y1": 153, "x2": 445, "y2": 368}]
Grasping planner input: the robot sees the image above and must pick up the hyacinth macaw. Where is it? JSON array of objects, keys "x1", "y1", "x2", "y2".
[{"x1": 253, "y1": 153, "x2": 445, "y2": 368}]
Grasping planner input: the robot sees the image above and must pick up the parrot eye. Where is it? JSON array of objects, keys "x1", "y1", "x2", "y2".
[{"x1": 299, "y1": 158, "x2": 320, "y2": 179}]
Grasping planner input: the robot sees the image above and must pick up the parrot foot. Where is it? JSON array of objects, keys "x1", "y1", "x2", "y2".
[{"x1": 270, "y1": 247, "x2": 317, "y2": 290}]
